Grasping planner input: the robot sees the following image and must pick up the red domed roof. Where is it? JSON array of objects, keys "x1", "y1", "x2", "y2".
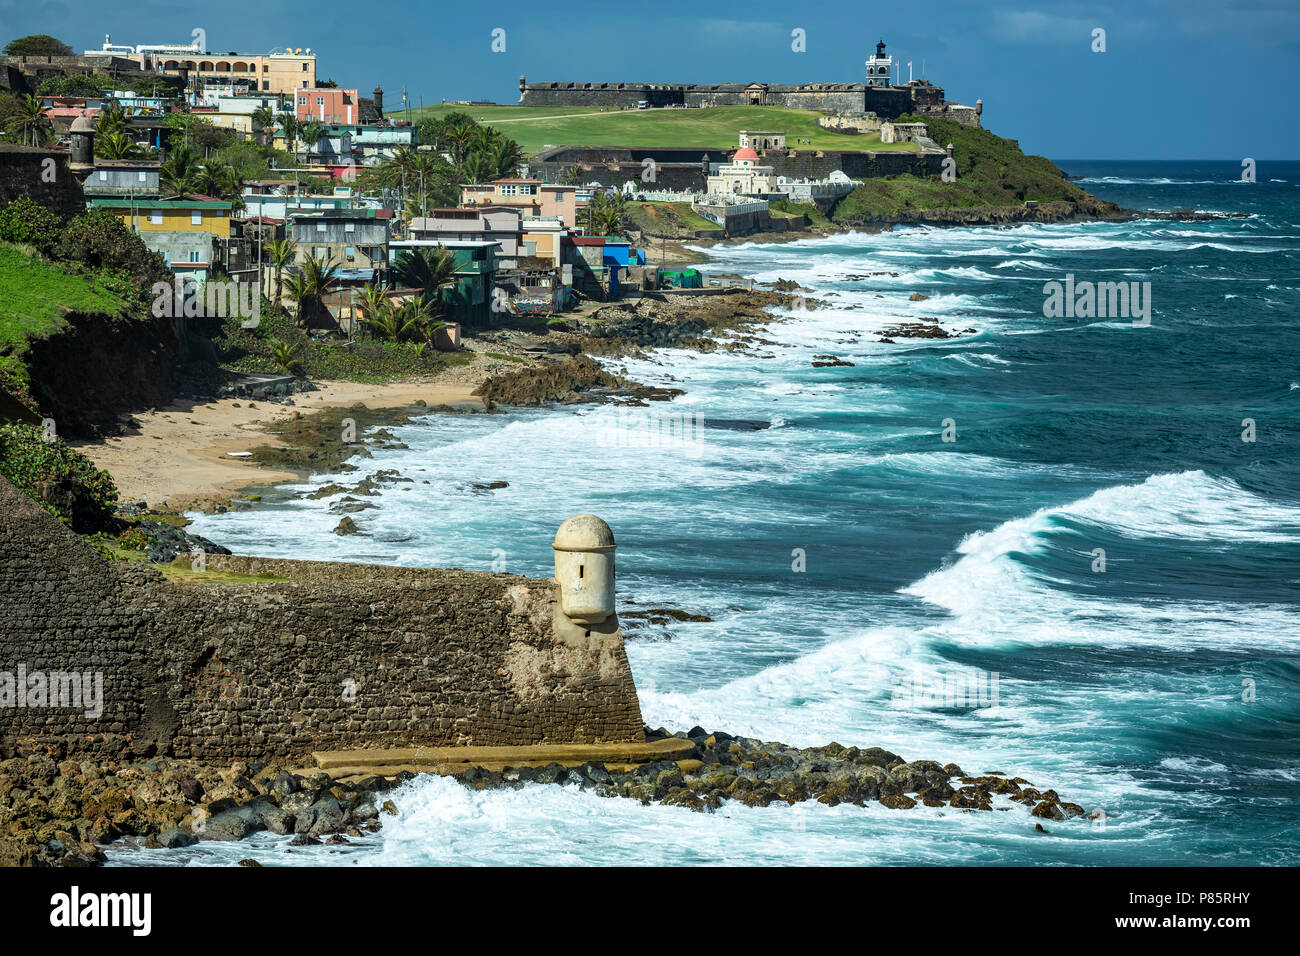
[{"x1": 732, "y1": 147, "x2": 759, "y2": 161}]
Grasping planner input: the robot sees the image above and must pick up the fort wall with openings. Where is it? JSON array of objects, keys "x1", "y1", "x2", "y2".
[{"x1": 0, "y1": 476, "x2": 645, "y2": 761}]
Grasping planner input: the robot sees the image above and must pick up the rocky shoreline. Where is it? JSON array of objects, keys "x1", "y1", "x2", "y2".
[{"x1": 0, "y1": 726, "x2": 1090, "y2": 866}]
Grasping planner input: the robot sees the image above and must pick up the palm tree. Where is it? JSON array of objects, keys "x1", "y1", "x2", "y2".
[
  {"x1": 298, "y1": 121, "x2": 324, "y2": 161},
  {"x1": 587, "y1": 189, "x2": 625, "y2": 237},
  {"x1": 356, "y1": 282, "x2": 389, "y2": 324},
  {"x1": 359, "y1": 299, "x2": 406, "y2": 341},
  {"x1": 459, "y1": 153, "x2": 493, "y2": 189},
  {"x1": 283, "y1": 253, "x2": 339, "y2": 329},
  {"x1": 409, "y1": 151, "x2": 448, "y2": 217},
  {"x1": 276, "y1": 112, "x2": 300, "y2": 155},
  {"x1": 442, "y1": 119, "x2": 478, "y2": 167},
  {"x1": 251, "y1": 106, "x2": 275, "y2": 145},
  {"x1": 390, "y1": 245, "x2": 458, "y2": 304},
  {"x1": 95, "y1": 131, "x2": 141, "y2": 160},
  {"x1": 7, "y1": 94, "x2": 49, "y2": 147},
  {"x1": 96, "y1": 103, "x2": 128, "y2": 138},
  {"x1": 159, "y1": 146, "x2": 201, "y2": 197},
  {"x1": 265, "y1": 237, "x2": 297, "y2": 308},
  {"x1": 268, "y1": 338, "x2": 304, "y2": 377},
  {"x1": 485, "y1": 135, "x2": 525, "y2": 180},
  {"x1": 361, "y1": 296, "x2": 445, "y2": 344}
]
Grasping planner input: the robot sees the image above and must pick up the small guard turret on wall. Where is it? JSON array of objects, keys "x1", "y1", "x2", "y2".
[{"x1": 553, "y1": 514, "x2": 616, "y2": 626}]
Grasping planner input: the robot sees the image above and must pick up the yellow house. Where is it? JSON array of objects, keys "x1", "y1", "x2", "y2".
[{"x1": 90, "y1": 197, "x2": 234, "y2": 238}]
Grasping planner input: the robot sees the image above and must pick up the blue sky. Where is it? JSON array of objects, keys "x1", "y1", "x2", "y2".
[{"x1": 5, "y1": 0, "x2": 1298, "y2": 159}]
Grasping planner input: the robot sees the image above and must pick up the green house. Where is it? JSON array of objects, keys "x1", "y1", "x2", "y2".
[{"x1": 390, "y1": 239, "x2": 499, "y2": 327}]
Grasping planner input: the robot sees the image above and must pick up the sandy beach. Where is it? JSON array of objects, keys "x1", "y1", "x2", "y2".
[{"x1": 71, "y1": 377, "x2": 485, "y2": 513}]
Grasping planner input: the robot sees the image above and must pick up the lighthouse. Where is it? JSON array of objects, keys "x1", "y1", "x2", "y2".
[{"x1": 866, "y1": 39, "x2": 892, "y2": 88}]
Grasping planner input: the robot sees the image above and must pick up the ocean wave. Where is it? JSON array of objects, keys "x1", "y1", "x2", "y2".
[
  {"x1": 993, "y1": 258, "x2": 1054, "y2": 270},
  {"x1": 900, "y1": 471, "x2": 1300, "y2": 628},
  {"x1": 1074, "y1": 176, "x2": 1226, "y2": 185}
]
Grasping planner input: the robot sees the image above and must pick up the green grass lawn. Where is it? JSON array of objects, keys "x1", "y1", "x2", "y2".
[
  {"x1": 394, "y1": 104, "x2": 919, "y2": 156},
  {"x1": 0, "y1": 241, "x2": 128, "y2": 390}
]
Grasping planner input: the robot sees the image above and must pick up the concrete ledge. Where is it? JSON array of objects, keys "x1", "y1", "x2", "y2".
[{"x1": 312, "y1": 737, "x2": 695, "y2": 775}]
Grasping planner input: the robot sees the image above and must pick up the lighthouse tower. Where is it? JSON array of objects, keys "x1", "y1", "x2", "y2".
[{"x1": 866, "y1": 39, "x2": 892, "y2": 88}]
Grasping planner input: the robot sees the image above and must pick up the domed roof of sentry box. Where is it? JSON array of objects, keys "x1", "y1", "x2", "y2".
[
  {"x1": 553, "y1": 514, "x2": 616, "y2": 553},
  {"x1": 732, "y1": 146, "x2": 759, "y2": 161},
  {"x1": 69, "y1": 112, "x2": 96, "y2": 134}
]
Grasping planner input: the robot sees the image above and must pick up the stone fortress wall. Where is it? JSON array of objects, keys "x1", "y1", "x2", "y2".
[
  {"x1": 518, "y1": 75, "x2": 976, "y2": 126},
  {"x1": 531, "y1": 145, "x2": 945, "y2": 193},
  {"x1": 0, "y1": 477, "x2": 645, "y2": 761},
  {"x1": 0, "y1": 145, "x2": 86, "y2": 220}
]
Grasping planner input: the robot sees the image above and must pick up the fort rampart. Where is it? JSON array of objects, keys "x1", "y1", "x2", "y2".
[{"x1": 0, "y1": 477, "x2": 645, "y2": 761}]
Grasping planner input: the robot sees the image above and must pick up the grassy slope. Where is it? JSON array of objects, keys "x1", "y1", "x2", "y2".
[
  {"x1": 831, "y1": 115, "x2": 1088, "y2": 222},
  {"x1": 0, "y1": 241, "x2": 128, "y2": 392},
  {"x1": 769, "y1": 198, "x2": 833, "y2": 227},
  {"x1": 396, "y1": 104, "x2": 919, "y2": 156},
  {"x1": 625, "y1": 201, "x2": 721, "y2": 237}
]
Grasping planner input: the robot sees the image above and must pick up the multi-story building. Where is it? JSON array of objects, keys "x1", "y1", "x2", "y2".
[
  {"x1": 409, "y1": 207, "x2": 523, "y2": 257},
  {"x1": 461, "y1": 180, "x2": 578, "y2": 229},
  {"x1": 156, "y1": 49, "x2": 317, "y2": 95},
  {"x1": 90, "y1": 195, "x2": 237, "y2": 282},
  {"x1": 88, "y1": 38, "x2": 317, "y2": 95},
  {"x1": 290, "y1": 208, "x2": 392, "y2": 276},
  {"x1": 320, "y1": 123, "x2": 416, "y2": 162},
  {"x1": 91, "y1": 195, "x2": 233, "y2": 237},
  {"x1": 295, "y1": 88, "x2": 361, "y2": 124}
]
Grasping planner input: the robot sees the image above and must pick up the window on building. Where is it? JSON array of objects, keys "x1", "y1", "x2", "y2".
[
  {"x1": 189, "y1": 251, "x2": 201, "y2": 262},
  {"x1": 500, "y1": 185, "x2": 517, "y2": 196},
  {"x1": 299, "y1": 97, "x2": 306, "y2": 106},
  {"x1": 344, "y1": 222, "x2": 355, "y2": 232},
  {"x1": 262, "y1": 81, "x2": 269, "y2": 90},
  {"x1": 138, "y1": 171, "x2": 147, "y2": 183},
  {"x1": 97, "y1": 170, "x2": 107, "y2": 181},
  {"x1": 191, "y1": 210, "x2": 203, "y2": 225},
  {"x1": 345, "y1": 246, "x2": 355, "y2": 259},
  {"x1": 150, "y1": 210, "x2": 162, "y2": 225},
  {"x1": 302, "y1": 62, "x2": 309, "y2": 71},
  {"x1": 316, "y1": 223, "x2": 327, "y2": 232}
]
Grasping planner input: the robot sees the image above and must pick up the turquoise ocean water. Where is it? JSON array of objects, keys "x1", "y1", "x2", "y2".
[{"x1": 113, "y1": 161, "x2": 1300, "y2": 866}]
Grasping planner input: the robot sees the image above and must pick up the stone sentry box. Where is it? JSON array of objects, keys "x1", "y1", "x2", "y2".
[{"x1": 552, "y1": 514, "x2": 618, "y2": 640}]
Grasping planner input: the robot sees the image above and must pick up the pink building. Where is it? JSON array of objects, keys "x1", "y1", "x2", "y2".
[{"x1": 295, "y1": 88, "x2": 360, "y2": 124}]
